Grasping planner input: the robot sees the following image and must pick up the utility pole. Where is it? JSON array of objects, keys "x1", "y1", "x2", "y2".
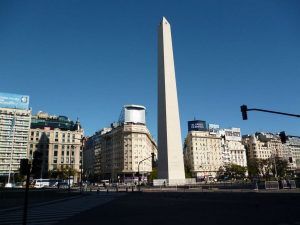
[{"x1": 137, "y1": 153, "x2": 154, "y2": 190}]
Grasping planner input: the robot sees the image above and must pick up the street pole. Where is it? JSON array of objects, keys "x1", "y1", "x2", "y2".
[
  {"x1": 7, "y1": 111, "x2": 16, "y2": 187},
  {"x1": 240, "y1": 105, "x2": 300, "y2": 120},
  {"x1": 137, "y1": 154, "x2": 153, "y2": 190},
  {"x1": 68, "y1": 147, "x2": 71, "y2": 192},
  {"x1": 80, "y1": 137, "x2": 84, "y2": 194},
  {"x1": 23, "y1": 162, "x2": 31, "y2": 225}
]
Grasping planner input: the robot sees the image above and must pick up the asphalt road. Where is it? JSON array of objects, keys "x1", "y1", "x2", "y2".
[
  {"x1": 0, "y1": 188, "x2": 79, "y2": 209},
  {"x1": 57, "y1": 191, "x2": 300, "y2": 225}
]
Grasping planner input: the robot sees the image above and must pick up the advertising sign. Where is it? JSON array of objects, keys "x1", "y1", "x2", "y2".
[
  {"x1": 224, "y1": 128, "x2": 241, "y2": 141},
  {"x1": 0, "y1": 92, "x2": 29, "y2": 110},
  {"x1": 188, "y1": 120, "x2": 207, "y2": 131},
  {"x1": 208, "y1": 124, "x2": 220, "y2": 134}
]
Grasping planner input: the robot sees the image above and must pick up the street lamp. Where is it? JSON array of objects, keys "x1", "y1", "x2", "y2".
[
  {"x1": 73, "y1": 137, "x2": 86, "y2": 193},
  {"x1": 80, "y1": 137, "x2": 86, "y2": 193},
  {"x1": 68, "y1": 145, "x2": 73, "y2": 192},
  {"x1": 137, "y1": 153, "x2": 154, "y2": 188}
]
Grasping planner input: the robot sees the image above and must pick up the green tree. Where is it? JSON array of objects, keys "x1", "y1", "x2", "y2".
[
  {"x1": 49, "y1": 167, "x2": 76, "y2": 180},
  {"x1": 272, "y1": 157, "x2": 288, "y2": 178},
  {"x1": 224, "y1": 164, "x2": 247, "y2": 180},
  {"x1": 184, "y1": 163, "x2": 193, "y2": 178},
  {"x1": 149, "y1": 167, "x2": 158, "y2": 181},
  {"x1": 247, "y1": 158, "x2": 260, "y2": 178},
  {"x1": 216, "y1": 166, "x2": 225, "y2": 179}
]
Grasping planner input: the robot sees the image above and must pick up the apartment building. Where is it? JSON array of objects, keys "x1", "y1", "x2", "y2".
[
  {"x1": 0, "y1": 93, "x2": 31, "y2": 183},
  {"x1": 243, "y1": 132, "x2": 300, "y2": 171},
  {"x1": 28, "y1": 111, "x2": 84, "y2": 182},
  {"x1": 184, "y1": 121, "x2": 247, "y2": 179},
  {"x1": 84, "y1": 105, "x2": 157, "y2": 182}
]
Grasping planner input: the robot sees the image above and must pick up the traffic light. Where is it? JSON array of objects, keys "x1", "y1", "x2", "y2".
[
  {"x1": 240, "y1": 105, "x2": 248, "y2": 120},
  {"x1": 279, "y1": 131, "x2": 287, "y2": 144},
  {"x1": 20, "y1": 159, "x2": 29, "y2": 176}
]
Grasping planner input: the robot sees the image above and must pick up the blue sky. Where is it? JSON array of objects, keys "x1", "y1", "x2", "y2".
[{"x1": 1, "y1": 0, "x2": 300, "y2": 140}]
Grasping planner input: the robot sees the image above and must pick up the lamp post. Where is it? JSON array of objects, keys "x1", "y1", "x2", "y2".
[
  {"x1": 137, "y1": 153, "x2": 154, "y2": 189},
  {"x1": 73, "y1": 137, "x2": 86, "y2": 193},
  {"x1": 80, "y1": 137, "x2": 86, "y2": 193},
  {"x1": 68, "y1": 145, "x2": 72, "y2": 192}
]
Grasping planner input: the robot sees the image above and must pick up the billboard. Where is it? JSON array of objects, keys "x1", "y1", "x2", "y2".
[
  {"x1": 188, "y1": 120, "x2": 207, "y2": 131},
  {"x1": 208, "y1": 124, "x2": 220, "y2": 134},
  {"x1": 0, "y1": 92, "x2": 29, "y2": 110},
  {"x1": 224, "y1": 128, "x2": 241, "y2": 141}
]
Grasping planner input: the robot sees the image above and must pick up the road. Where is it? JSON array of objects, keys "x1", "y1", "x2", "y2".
[
  {"x1": 0, "y1": 192, "x2": 124, "y2": 225},
  {"x1": 58, "y1": 191, "x2": 300, "y2": 225},
  {"x1": 1, "y1": 190, "x2": 300, "y2": 225}
]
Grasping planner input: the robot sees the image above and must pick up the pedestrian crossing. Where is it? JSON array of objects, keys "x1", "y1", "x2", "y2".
[{"x1": 0, "y1": 192, "x2": 125, "y2": 225}]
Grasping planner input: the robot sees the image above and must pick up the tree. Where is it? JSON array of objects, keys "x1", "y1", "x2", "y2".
[
  {"x1": 223, "y1": 164, "x2": 247, "y2": 180},
  {"x1": 184, "y1": 163, "x2": 193, "y2": 178},
  {"x1": 216, "y1": 166, "x2": 226, "y2": 180},
  {"x1": 247, "y1": 158, "x2": 260, "y2": 179},
  {"x1": 48, "y1": 167, "x2": 77, "y2": 180},
  {"x1": 272, "y1": 157, "x2": 288, "y2": 178},
  {"x1": 149, "y1": 168, "x2": 158, "y2": 181}
]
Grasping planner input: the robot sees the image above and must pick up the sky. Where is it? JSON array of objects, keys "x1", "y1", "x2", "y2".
[{"x1": 1, "y1": 0, "x2": 300, "y2": 140}]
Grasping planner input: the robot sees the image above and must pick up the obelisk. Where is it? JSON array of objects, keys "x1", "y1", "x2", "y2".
[{"x1": 157, "y1": 17, "x2": 185, "y2": 185}]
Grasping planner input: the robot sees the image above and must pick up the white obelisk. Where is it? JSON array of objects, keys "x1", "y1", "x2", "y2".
[{"x1": 157, "y1": 17, "x2": 185, "y2": 185}]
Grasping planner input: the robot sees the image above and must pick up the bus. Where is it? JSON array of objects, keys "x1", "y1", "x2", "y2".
[{"x1": 32, "y1": 179, "x2": 62, "y2": 188}]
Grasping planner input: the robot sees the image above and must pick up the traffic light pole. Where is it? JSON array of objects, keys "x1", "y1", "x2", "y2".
[
  {"x1": 240, "y1": 105, "x2": 300, "y2": 120},
  {"x1": 247, "y1": 108, "x2": 300, "y2": 118},
  {"x1": 137, "y1": 153, "x2": 154, "y2": 191},
  {"x1": 241, "y1": 105, "x2": 300, "y2": 143}
]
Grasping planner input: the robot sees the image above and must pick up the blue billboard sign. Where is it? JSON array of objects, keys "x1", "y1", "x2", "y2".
[
  {"x1": 0, "y1": 92, "x2": 30, "y2": 110},
  {"x1": 188, "y1": 120, "x2": 207, "y2": 131}
]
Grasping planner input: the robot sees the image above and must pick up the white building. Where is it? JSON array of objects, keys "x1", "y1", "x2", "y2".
[
  {"x1": 219, "y1": 127, "x2": 247, "y2": 167},
  {"x1": 243, "y1": 132, "x2": 300, "y2": 171},
  {"x1": 184, "y1": 121, "x2": 247, "y2": 179},
  {"x1": 184, "y1": 130, "x2": 222, "y2": 178},
  {"x1": 84, "y1": 105, "x2": 157, "y2": 182},
  {"x1": 0, "y1": 93, "x2": 31, "y2": 183}
]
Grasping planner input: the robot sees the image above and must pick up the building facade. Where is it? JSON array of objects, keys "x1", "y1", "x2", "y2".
[
  {"x1": 84, "y1": 105, "x2": 157, "y2": 182},
  {"x1": 184, "y1": 121, "x2": 247, "y2": 179},
  {"x1": 28, "y1": 111, "x2": 84, "y2": 182},
  {"x1": 184, "y1": 130, "x2": 222, "y2": 179},
  {"x1": 219, "y1": 127, "x2": 247, "y2": 168},
  {"x1": 0, "y1": 93, "x2": 31, "y2": 183},
  {"x1": 242, "y1": 132, "x2": 300, "y2": 171}
]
